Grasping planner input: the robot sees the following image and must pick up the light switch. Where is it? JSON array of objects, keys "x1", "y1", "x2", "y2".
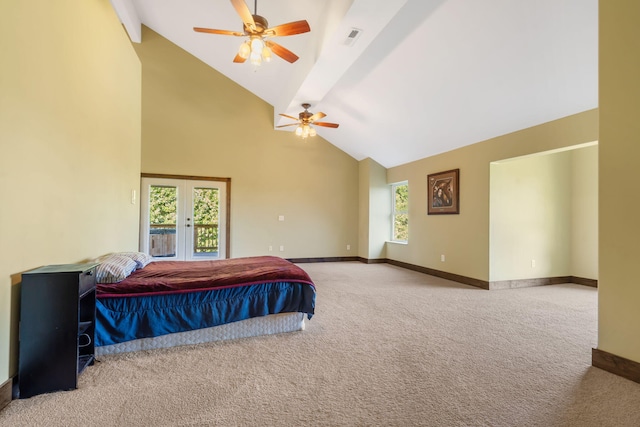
[{"x1": 278, "y1": 215, "x2": 285, "y2": 221}]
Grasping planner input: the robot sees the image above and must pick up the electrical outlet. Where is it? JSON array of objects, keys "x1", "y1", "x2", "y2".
[
  {"x1": 278, "y1": 215, "x2": 285, "y2": 221},
  {"x1": 347, "y1": 244, "x2": 351, "y2": 251},
  {"x1": 531, "y1": 259, "x2": 536, "y2": 268},
  {"x1": 441, "y1": 254, "x2": 445, "y2": 262},
  {"x1": 268, "y1": 246, "x2": 273, "y2": 252},
  {"x1": 279, "y1": 245, "x2": 284, "y2": 252}
]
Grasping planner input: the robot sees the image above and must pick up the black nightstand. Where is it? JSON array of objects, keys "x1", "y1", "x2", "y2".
[{"x1": 18, "y1": 263, "x2": 98, "y2": 398}]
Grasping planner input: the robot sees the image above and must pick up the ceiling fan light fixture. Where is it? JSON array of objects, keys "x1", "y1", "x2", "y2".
[
  {"x1": 295, "y1": 123, "x2": 316, "y2": 139},
  {"x1": 238, "y1": 41, "x2": 251, "y2": 59},
  {"x1": 250, "y1": 37, "x2": 264, "y2": 53},
  {"x1": 250, "y1": 51, "x2": 262, "y2": 66},
  {"x1": 261, "y1": 45, "x2": 272, "y2": 62},
  {"x1": 244, "y1": 36, "x2": 272, "y2": 66}
]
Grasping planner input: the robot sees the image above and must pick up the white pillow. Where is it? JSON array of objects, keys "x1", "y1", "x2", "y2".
[
  {"x1": 95, "y1": 254, "x2": 138, "y2": 284},
  {"x1": 117, "y1": 251, "x2": 153, "y2": 269}
]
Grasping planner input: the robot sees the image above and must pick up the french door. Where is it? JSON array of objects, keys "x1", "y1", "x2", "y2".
[{"x1": 139, "y1": 176, "x2": 228, "y2": 260}]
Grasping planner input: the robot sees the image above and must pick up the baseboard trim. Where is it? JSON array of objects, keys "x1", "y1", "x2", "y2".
[
  {"x1": 571, "y1": 276, "x2": 598, "y2": 288},
  {"x1": 0, "y1": 377, "x2": 12, "y2": 412},
  {"x1": 357, "y1": 257, "x2": 387, "y2": 264},
  {"x1": 287, "y1": 256, "x2": 360, "y2": 263},
  {"x1": 293, "y1": 257, "x2": 597, "y2": 290},
  {"x1": 385, "y1": 259, "x2": 490, "y2": 289},
  {"x1": 490, "y1": 276, "x2": 597, "y2": 290},
  {"x1": 489, "y1": 276, "x2": 573, "y2": 290},
  {"x1": 592, "y1": 348, "x2": 640, "y2": 384}
]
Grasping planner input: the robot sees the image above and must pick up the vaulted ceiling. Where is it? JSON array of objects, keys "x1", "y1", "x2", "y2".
[{"x1": 110, "y1": 0, "x2": 598, "y2": 168}]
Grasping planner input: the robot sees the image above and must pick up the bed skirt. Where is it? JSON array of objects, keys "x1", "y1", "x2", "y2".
[{"x1": 96, "y1": 312, "x2": 305, "y2": 356}]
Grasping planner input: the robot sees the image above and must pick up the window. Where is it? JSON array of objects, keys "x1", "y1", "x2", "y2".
[{"x1": 391, "y1": 182, "x2": 408, "y2": 242}]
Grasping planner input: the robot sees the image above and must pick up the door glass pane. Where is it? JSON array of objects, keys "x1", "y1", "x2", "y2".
[
  {"x1": 192, "y1": 187, "x2": 219, "y2": 257},
  {"x1": 148, "y1": 185, "x2": 177, "y2": 257}
]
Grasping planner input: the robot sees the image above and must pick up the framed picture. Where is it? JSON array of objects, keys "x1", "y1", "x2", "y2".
[{"x1": 427, "y1": 168, "x2": 459, "y2": 215}]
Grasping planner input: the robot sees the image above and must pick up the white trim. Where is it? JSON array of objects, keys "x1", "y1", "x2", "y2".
[{"x1": 140, "y1": 178, "x2": 227, "y2": 260}]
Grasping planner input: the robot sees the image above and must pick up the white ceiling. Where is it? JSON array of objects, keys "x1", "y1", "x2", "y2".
[{"x1": 110, "y1": 0, "x2": 598, "y2": 168}]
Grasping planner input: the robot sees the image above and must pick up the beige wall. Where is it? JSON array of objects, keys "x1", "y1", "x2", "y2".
[
  {"x1": 358, "y1": 159, "x2": 390, "y2": 260},
  {"x1": 358, "y1": 161, "x2": 371, "y2": 258},
  {"x1": 571, "y1": 145, "x2": 598, "y2": 279},
  {"x1": 490, "y1": 151, "x2": 573, "y2": 281},
  {"x1": 134, "y1": 28, "x2": 359, "y2": 259},
  {"x1": 488, "y1": 145, "x2": 597, "y2": 282},
  {"x1": 598, "y1": 0, "x2": 640, "y2": 362},
  {"x1": 0, "y1": 0, "x2": 141, "y2": 382},
  {"x1": 386, "y1": 110, "x2": 598, "y2": 282}
]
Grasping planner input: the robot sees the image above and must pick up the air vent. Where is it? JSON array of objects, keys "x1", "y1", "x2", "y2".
[{"x1": 343, "y1": 28, "x2": 363, "y2": 47}]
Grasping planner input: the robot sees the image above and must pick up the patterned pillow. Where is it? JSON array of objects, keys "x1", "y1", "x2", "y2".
[
  {"x1": 118, "y1": 251, "x2": 153, "y2": 269},
  {"x1": 95, "y1": 254, "x2": 138, "y2": 284}
]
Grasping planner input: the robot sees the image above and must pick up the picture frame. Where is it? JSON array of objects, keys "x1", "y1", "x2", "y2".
[{"x1": 427, "y1": 168, "x2": 460, "y2": 215}]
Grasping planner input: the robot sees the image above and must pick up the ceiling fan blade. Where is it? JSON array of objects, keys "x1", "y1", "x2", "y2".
[
  {"x1": 233, "y1": 53, "x2": 247, "y2": 63},
  {"x1": 279, "y1": 113, "x2": 299, "y2": 121},
  {"x1": 308, "y1": 112, "x2": 327, "y2": 122},
  {"x1": 193, "y1": 27, "x2": 244, "y2": 36},
  {"x1": 264, "y1": 41, "x2": 299, "y2": 63},
  {"x1": 275, "y1": 123, "x2": 300, "y2": 128},
  {"x1": 231, "y1": 0, "x2": 256, "y2": 32},
  {"x1": 266, "y1": 20, "x2": 311, "y2": 37},
  {"x1": 313, "y1": 122, "x2": 340, "y2": 128}
]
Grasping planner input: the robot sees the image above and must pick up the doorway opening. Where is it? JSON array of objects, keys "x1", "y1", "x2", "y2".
[{"x1": 139, "y1": 174, "x2": 230, "y2": 260}]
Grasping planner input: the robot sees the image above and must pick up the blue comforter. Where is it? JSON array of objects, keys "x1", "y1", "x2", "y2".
[{"x1": 95, "y1": 257, "x2": 315, "y2": 346}]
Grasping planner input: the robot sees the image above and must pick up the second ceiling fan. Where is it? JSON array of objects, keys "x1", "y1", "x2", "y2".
[
  {"x1": 193, "y1": 0, "x2": 310, "y2": 65},
  {"x1": 277, "y1": 104, "x2": 340, "y2": 139}
]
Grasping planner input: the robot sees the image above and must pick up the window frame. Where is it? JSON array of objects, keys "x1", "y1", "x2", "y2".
[{"x1": 390, "y1": 181, "x2": 409, "y2": 243}]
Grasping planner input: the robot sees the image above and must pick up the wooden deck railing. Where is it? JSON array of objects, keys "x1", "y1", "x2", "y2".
[
  {"x1": 193, "y1": 224, "x2": 218, "y2": 253},
  {"x1": 149, "y1": 224, "x2": 176, "y2": 257},
  {"x1": 148, "y1": 223, "x2": 218, "y2": 255}
]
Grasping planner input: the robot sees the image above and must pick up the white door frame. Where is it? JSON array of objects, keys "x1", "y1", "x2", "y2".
[{"x1": 139, "y1": 175, "x2": 230, "y2": 260}]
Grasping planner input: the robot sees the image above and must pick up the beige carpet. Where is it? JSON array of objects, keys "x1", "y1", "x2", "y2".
[{"x1": 2, "y1": 262, "x2": 640, "y2": 426}]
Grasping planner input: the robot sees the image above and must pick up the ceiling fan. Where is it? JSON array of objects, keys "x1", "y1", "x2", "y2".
[
  {"x1": 193, "y1": 0, "x2": 310, "y2": 65},
  {"x1": 277, "y1": 103, "x2": 340, "y2": 138}
]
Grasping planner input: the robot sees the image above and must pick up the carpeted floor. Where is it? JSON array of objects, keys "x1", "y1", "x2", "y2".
[{"x1": 2, "y1": 262, "x2": 640, "y2": 426}]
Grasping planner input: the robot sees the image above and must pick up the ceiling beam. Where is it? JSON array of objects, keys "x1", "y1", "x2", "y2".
[
  {"x1": 274, "y1": 0, "x2": 409, "y2": 129},
  {"x1": 110, "y1": 0, "x2": 142, "y2": 43}
]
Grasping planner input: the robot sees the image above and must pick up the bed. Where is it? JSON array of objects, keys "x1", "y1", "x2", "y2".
[{"x1": 93, "y1": 254, "x2": 316, "y2": 356}]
